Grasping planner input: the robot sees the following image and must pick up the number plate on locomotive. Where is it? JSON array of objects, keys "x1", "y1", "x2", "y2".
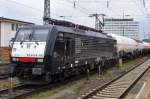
[{"x1": 32, "y1": 68, "x2": 42, "y2": 75}]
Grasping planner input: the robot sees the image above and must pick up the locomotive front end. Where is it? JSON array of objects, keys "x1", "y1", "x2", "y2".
[{"x1": 10, "y1": 26, "x2": 52, "y2": 84}]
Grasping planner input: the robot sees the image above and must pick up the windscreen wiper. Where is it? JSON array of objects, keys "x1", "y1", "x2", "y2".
[
  {"x1": 20, "y1": 38, "x2": 25, "y2": 45},
  {"x1": 28, "y1": 32, "x2": 39, "y2": 45},
  {"x1": 32, "y1": 36, "x2": 39, "y2": 45},
  {"x1": 20, "y1": 33, "x2": 30, "y2": 45}
]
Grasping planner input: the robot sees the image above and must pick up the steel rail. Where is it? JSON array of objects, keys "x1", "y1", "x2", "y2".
[{"x1": 78, "y1": 58, "x2": 150, "y2": 99}]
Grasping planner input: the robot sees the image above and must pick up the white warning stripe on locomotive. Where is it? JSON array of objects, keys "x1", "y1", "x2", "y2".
[{"x1": 11, "y1": 42, "x2": 46, "y2": 58}]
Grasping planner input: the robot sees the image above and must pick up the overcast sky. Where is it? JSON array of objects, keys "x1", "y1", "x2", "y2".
[{"x1": 0, "y1": 0, "x2": 150, "y2": 39}]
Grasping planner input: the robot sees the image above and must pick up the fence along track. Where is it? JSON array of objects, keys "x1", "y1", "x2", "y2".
[{"x1": 79, "y1": 59, "x2": 150, "y2": 99}]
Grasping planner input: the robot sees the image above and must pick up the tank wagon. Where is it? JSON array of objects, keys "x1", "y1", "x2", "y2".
[
  {"x1": 10, "y1": 24, "x2": 117, "y2": 84},
  {"x1": 142, "y1": 41, "x2": 150, "y2": 54},
  {"x1": 109, "y1": 34, "x2": 144, "y2": 58}
]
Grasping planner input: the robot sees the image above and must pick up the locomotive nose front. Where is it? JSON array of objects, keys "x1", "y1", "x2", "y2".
[
  {"x1": 11, "y1": 28, "x2": 49, "y2": 61},
  {"x1": 11, "y1": 42, "x2": 46, "y2": 62},
  {"x1": 10, "y1": 26, "x2": 55, "y2": 84}
]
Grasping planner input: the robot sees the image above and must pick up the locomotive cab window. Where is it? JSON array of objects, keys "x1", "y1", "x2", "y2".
[
  {"x1": 57, "y1": 32, "x2": 64, "y2": 41},
  {"x1": 15, "y1": 29, "x2": 32, "y2": 42},
  {"x1": 15, "y1": 29, "x2": 49, "y2": 42},
  {"x1": 33, "y1": 29, "x2": 49, "y2": 42}
]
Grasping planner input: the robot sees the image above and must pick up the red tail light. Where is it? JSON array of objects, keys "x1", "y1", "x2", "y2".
[{"x1": 19, "y1": 57, "x2": 37, "y2": 62}]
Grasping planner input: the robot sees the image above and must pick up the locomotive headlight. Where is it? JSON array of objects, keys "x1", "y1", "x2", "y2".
[
  {"x1": 37, "y1": 59, "x2": 44, "y2": 62},
  {"x1": 12, "y1": 58, "x2": 16, "y2": 61},
  {"x1": 12, "y1": 58, "x2": 19, "y2": 62}
]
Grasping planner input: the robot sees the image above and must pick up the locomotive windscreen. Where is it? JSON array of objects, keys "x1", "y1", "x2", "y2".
[{"x1": 15, "y1": 29, "x2": 49, "y2": 42}]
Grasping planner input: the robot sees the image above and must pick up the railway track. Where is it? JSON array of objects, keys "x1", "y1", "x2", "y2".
[
  {"x1": 0, "y1": 57, "x2": 148, "y2": 99},
  {"x1": 78, "y1": 59, "x2": 150, "y2": 99},
  {"x1": 0, "y1": 69, "x2": 10, "y2": 80},
  {"x1": 0, "y1": 84, "x2": 46, "y2": 99},
  {"x1": 0, "y1": 63, "x2": 14, "y2": 80},
  {"x1": 0, "y1": 63, "x2": 11, "y2": 66},
  {"x1": 0, "y1": 74, "x2": 9, "y2": 80},
  {"x1": 0, "y1": 74, "x2": 88, "y2": 99}
]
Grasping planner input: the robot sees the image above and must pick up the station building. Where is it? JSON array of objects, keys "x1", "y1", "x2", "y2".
[
  {"x1": 0, "y1": 17, "x2": 34, "y2": 63},
  {"x1": 103, "y1": 18, "x2": 139, "y2": 40}
]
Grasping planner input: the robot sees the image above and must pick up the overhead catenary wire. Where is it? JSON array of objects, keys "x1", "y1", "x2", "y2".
[
  {"x1": 4, "y1": 0, "x2": 91, "y2": 22},
  {"x1": 2, "y1": 0, "x2": 79, "y2": 22},
  {"x1": 2, "y1": 0, "x2": 60, "y2": 17},
  {"x1": 131, "y1": 0, "x2": 149, "y2": 19},
  {"x1": 2, "y1": 0, "x2": 150, "y2": 17},
  {"x1": 141, "y1": 0, "x2": 150, "y2": 16},
  {"x1": 65, "y1": 0, "x2": 92, "y2": 15},
  {"x1": 3, "y1": 0, "x2": 150, "y2": 18},
  {"x1": 0, "y1": 0, "x2": 42, "y2": 22},
  {"x1": 1, "y1": 0, "x2": 88, "y2": 23},
  {"x1": 1, "y1": 0, "x2": 150, "y2": 26}
]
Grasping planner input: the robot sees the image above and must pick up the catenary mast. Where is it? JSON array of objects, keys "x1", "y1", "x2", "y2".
[{"x1": 43, "y1": 0, "x2": 50, "y2": 25}]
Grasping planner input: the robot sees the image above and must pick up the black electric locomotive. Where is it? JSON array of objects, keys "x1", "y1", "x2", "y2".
[{"x1": 10, "y1": 22, "x2": 117, "y2": 84}]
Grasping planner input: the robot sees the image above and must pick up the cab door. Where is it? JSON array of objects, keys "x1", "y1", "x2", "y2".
[{"x1": 64, "y1": 38, "x2": 73, "y2": 66}]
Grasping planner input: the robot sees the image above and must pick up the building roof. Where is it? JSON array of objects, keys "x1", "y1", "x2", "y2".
[
  {"x1": 104, "y1": 18, "x2": 134, "y2": 21},
  {"x1": 0, "y1": 17, "x2": 34, "y2": 25}
]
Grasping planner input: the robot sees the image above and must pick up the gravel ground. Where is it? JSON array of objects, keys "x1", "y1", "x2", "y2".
[
  {"x1": 124, "y1": 65, "x2": 150, "y2": 99},
  {"x1": 27, "y1": 57, "x2": 148, "y2": 99},
  {"x1": 0, "y1": 77, "x2": 20, "y2": 90}
]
